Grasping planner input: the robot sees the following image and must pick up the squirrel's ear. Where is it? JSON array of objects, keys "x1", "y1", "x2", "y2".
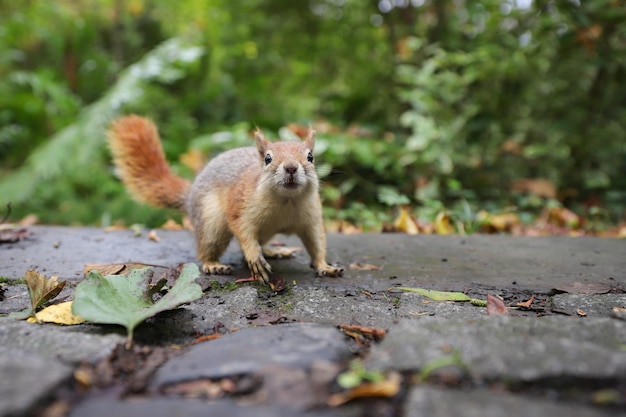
[
  {"x1": 304, "y1": 126, "x2": 315, "y2": 150},
  {"x1": 255, "y1": 129, "x2": 270, "y2": 154}
]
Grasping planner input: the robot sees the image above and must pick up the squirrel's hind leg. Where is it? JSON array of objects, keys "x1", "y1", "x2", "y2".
[{"x1": 195, "y1": 199, "x2": 234, "y2": 275}]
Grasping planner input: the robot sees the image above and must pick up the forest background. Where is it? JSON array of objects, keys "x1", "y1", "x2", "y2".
[{"x1": 0, "y1": 0, "x2": 624, "y2": 235}]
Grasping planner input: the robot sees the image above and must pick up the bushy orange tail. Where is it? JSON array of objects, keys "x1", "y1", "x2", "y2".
[{"x1": 107, "y1": 115, "x2": 190, "y2": 209}]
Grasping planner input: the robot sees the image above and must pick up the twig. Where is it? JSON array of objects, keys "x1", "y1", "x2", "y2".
[{"x1": 0, "y1": 203, "x2": 11, "y2": 224}]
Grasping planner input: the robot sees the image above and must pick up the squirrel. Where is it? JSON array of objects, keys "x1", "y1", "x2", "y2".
[{"x1": 107, "y1": 115, "x2": 344, "y2": 284}]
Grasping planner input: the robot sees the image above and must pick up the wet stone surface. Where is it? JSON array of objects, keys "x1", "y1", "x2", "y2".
[
  {"x1": 366, "y1": 316, "x2": 626, "y2": 382},
  {"x1": 0, "y1": 226, "x2": 625, "y2": 417},
  {"x1": 152, "y1": 322, "x2": 353, "y2": 386}
]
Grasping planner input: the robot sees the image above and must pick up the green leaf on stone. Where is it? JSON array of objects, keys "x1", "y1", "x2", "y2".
[
  {"x1": 395, "y1": 287, "x2": 472, "y2": 302},
  {"x1": 72, "y1": 263, "x2": 203, "y2": 347}
]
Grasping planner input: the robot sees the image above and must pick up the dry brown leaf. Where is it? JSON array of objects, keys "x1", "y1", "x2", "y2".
[
  {"x1": 191, "y1": 334, "x2": 223, "y2": 345},
  {"x1": 517, "y1": 294, "x2": 535, "y2": 308},
  {"x1": 349, "y1": 262, "x2": 381, "y2": 271},
  {"x1": 546, "y1": 207, "x2": 580, "y2": 228},
  {"x1": 148, "y1": 230, "x2": 160, "y2": 242},
  {"x1": 326, "y1": 220, "x2": 362, "y2": 234},
  {"x1": 83, "y1": 263, "x2": 157, "y2": 277},
  {"x1": 269, "y1": 276, "x2": 287, "y2": 292},
  {"x1": 511, "y1": 178, "x2": 557, "y2": 199},
  {"x1": 500, "y1": 140, "x2": 523, "y2": 155},
  {"x1": 486, "y1": 294, "x2": 508, "y2": 316},
  {"x1": 576, "y1": 308, "x2": 587, "y2": 317},
  {"x1": 478, "y1": 211, "x2": 520, "y2": 233},
  {"x1": 19, "y1": 214, "x2": 39, "y2": 226},
  {"x1": 161, "y1": 219, "x2": 184, "y2": 230},
  {"x1": 179, "y1": 148, "x2": 206, "y2": 173},
  {"x1": 328, "y1": 372, "x2": 401, "y2": 406},
  {"x1": 553, "y1": 282, "x2": 613, "y2": 295},
  {"x1": 338, "y1": 324, "x2": 387, "y2": 341},
  {"x1": 25, "y1": 270, "x2": 66, "y2": 312},
  {"x1": 0, "y1": 227, "x2": 30, "y2": 244}
]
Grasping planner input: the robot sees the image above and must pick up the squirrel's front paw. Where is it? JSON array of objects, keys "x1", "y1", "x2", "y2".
[
  {"x1": 314, "y1": 263, "x2": 344, "y2": 277},
  {"x1": 247, "y1": 257, "x2": 272, "y2": 285},
  {"x1": 202, "y1": 261, "x2": 232, "y2": 275}
]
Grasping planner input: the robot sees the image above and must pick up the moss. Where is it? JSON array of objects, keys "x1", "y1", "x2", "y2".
[
  {"x1": 0, "y1": 276, "x2": 26, "y2": 285},
  {"x1": 208, "y1": 279, "x2": 242, "y2": 292}
]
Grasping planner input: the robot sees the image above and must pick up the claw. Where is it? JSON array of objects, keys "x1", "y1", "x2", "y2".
[
  {"x1": 202, "y1": 262, "x2": 232, "y2": 275},
  {"x1": 248, "y1": 257, "x2": 272, "y2": 285},
  {"x1": 314, "y1": 263, "x2": 344, "y2": 277}
]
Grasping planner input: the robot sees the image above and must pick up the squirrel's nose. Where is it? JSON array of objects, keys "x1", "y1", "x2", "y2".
[{"x1": 284, "y1": 163, "x2": 298, "y2": 175}]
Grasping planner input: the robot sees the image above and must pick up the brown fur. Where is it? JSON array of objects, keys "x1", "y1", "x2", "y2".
[
  {"x1": 107, "y1": 115, "x2": 344, "y2": 284},
  {"x1": 108, "y1": 116, "x2": 190, "y2": 209}
]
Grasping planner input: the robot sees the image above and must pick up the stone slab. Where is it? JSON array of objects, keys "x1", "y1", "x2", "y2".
[
  {"x1": 405, "y1": 386, "x2": 623, "y2": 417},
  {"x1": 152, "y1": 322, "x2": 352, "y2": 387},
  {"x1": 367, "y1": 316, "x2": 626, "y2": 382},
  {"x1": 1, "y1": 227, "x2": 624, "y2": 294}
]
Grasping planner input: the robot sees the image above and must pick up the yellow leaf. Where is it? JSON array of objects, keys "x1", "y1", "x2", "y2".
[
  {"x1": 27, "y1": 301, "x2": 85, "y2": 325},
  {"x1": 478, "y1": 211, "x2": 520, "y2": 233},
  {"x1": 393, "y1": 207, "x2": 418, "y2": 235},
  {"x1": 328, "y1": 372, "x2": 401, "y2": 406},
  {"x1": 148, "y1": 230, "x2": 160, "y2": 242},
  {"x1": 434, "y1": 211, "x2": 454, "y2": 235},
  {"x1": 179, "y1": 148, "x2": 206, "y2": 173},
  {"x1": 547, "y1": 207, "x2": 580, "y2": 228},
  {"x1": 349, "y1": 262, "x2": 381, "y2": 271}
]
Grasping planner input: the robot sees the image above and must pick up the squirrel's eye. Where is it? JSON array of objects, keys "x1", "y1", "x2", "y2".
[
  {"x1": 264, "y1": 154, "x2": 272, "y2": 165},
  {"x1": 307, "y1": 151, "x2": 314, "y2": 163}
]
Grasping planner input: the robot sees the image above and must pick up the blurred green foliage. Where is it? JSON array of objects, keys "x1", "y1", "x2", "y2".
[{"x1": 0, "y1": 0, "x2": 624, "y2": 230}]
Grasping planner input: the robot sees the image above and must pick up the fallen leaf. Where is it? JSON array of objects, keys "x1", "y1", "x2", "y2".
[
  {"x1": 478, "y1": 211, "x2": 520, "y2": 233},
  {"x1": 103, "y1": 224, "x2": 128, "y2": 232},
  {"x1": 191, "y1": 334, "x2": 223, "y2": 345},
  {"x1": 511, "y1": 178, "x2": 557, "y2": 199},
  {"x1": 392, "y1": 207, "x2": 419, "y2": 235},
  {"x1": 27, "y1": 301, "x2": 85, "y2": 325},
  {"x1": 83, "y1": 263, "x2": 159, "y2": 277},
  {"x1": 349, "y1": 262, "x2": 381, "y2": 271},
  {"x1": 434, "y1": 211, "x2": 454, "y2": 235},
  {"x1": 179, "y1": 148, "x2": 206, "y2": 173},
  {"x1": 328, "y1": 372, "x2": 401, "y2": 406},
  {"x1": 486, "y1": 294, "x2": 508, "y2": 316},
  {"x1": 27, "y1": 270, "x2": 66, "y2": 312},
  {"x1": 338, "y1": 324, "x2": 387, "y2": 341},
  {"x1": 161, "y1": 219, "x2": 184, "y2": 230},
  {"x1": 576, "y1": 308, "x2": 587, "y2": 317},
  {"x1": 553, "y1": 282, "x2": 613, "y2": 295},
  {"x1": 263, "y1": 246, "x2": 302, "y2": 258},
  {"x1": 269, "y1": 276, "x2": 287, "y2": 292},
  {"x1": 72, "y1": 263, "x2": 203, "y2": 347},
  {"x1": 0, "y1": 227, "x2": 30, "y2": 244},
  {"x1": 613, "y1": 307, "x2": 626, "y2": 313},
  {"x1": 591, "y1": 389, "x2": 621, "y2": 406},
  {"x1": 163, "y1": 378, "x2": 224, "y2": 399},
  {"x1": 10, "y1": 270, "x2": 67, "y2": 320},
  {"x1": 517, "y1": 294, "x2": 535, "y2": 308},
  {"x1": 395, "y1": 287, "x2": 471, "y2": 302},
  {"x1": 148, "y1": 230, "x2": 160, "y2": 242},
  {"x1": 546, "y1": 207, "x2": 580, "y2": 228}
]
